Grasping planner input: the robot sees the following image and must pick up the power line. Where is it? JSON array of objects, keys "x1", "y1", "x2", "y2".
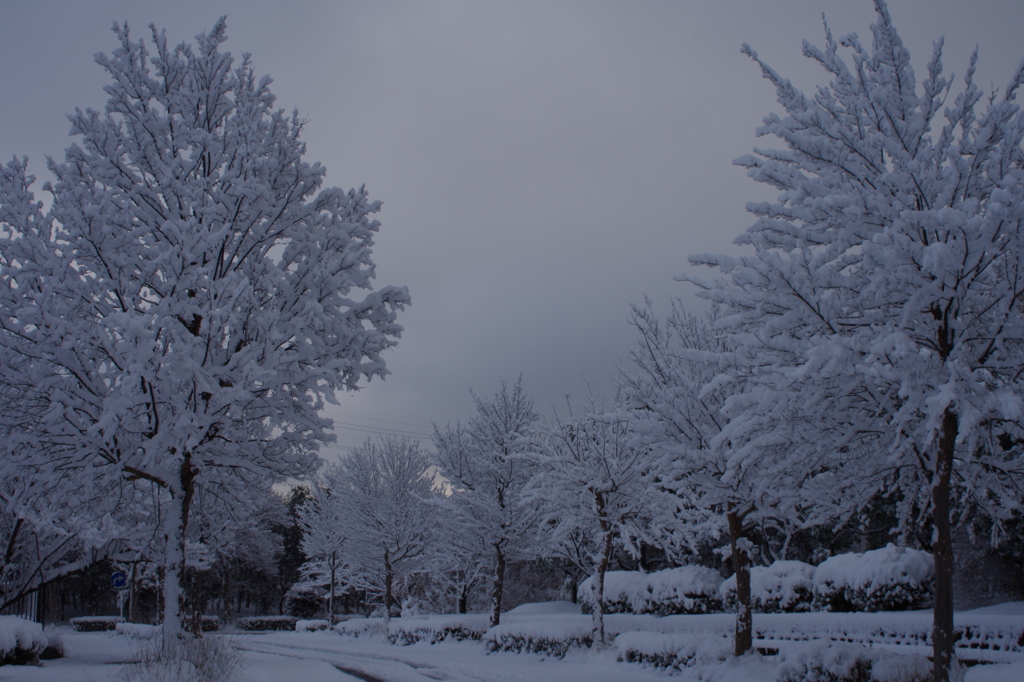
[
  {"x1": 326, "y1": 411, "x2": 431, "y2": 431},
  {"x1": 332, "y1": 421, "x2": 431, "y2": 440}
]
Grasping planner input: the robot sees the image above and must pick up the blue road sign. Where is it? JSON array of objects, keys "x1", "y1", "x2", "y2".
[{"x1": 111, "y1": 571, "x2": 128, "y2": 589}]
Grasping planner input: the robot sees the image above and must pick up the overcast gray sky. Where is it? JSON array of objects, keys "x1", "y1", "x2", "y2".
[{"x1": 2, "y1": 1, "x2": 1022, "y2": 461}]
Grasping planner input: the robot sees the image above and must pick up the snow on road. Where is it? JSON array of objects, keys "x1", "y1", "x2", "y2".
[{"x1": 236, "y1": 631, "x2": 674, "y2": 682}]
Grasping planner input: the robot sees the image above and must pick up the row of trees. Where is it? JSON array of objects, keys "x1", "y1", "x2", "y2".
[
  {"x1": 298, "y1": 6, "x2": 1024, "y2": 682},
  {"x1": 1, "y1": 5, "x2": 1022, "y2": 682}
]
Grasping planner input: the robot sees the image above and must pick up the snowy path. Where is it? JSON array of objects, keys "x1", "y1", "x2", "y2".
[{"x1": 235, "y1": 631, "x2": 675, "y2": 682}]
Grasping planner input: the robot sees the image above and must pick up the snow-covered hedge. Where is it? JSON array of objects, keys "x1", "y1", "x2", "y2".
[
  {"x1": 198, "y1": 615, "x2": 221, "y2": 632},
  {"x1": 484, "y1": 619, "x2": 593, "y2": 657},
  {"x1": 334, "y1": 618, "x2": 387, "y2": 638},
  {"x1": 776, "y1": 641, "x2": 931, "y2": 682},
  {"x1": 579, "y1": 567, "x2": 723, "y2": 616},
  {"x1": 632, "y1": 566, "x2": 724, "y2": 615},
  {"x1": 236, "y1": 615, "x2": 297, "y2": 631},
  {"x1": 615, "y1": 632, "x2": 730, "y2": 671},
  {"x1": 296, "y1": 619, "x2": 331, "y2": 632},
  {"x1": 577, "y1": 571, "x2": 636, "y2": 614},
  {"x1": 0, "y1": 616, "x2": 48, "y2": 666},
  {"x1": 720, "y1": 560, "x2": 815, "y2": 613},
  {"x1": 70, "y1": 615, "x2": 125, "y2": 632},
  {"x1": 388, "y1": 615, "x2": 488, "y2": 645},
  {"x1": 812, "y1": 544, "x2": 933, "y2": 612}
]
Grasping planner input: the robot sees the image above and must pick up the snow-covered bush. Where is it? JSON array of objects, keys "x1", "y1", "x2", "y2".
[
  {"x1": 721, "y1": 560, "x2": 815, "y2": 613},
  {"x1": 631, "y1": 566, "x2": 724, "y2": 616},
  {"x1": 236, "y1": 615, "x2": 297, "y2": 631},
  {"x1": 615, "y1": 632, "x2": 730, "y2": 671},
  {"x1": 296, "y1": 619, "x2": 331, "y2": 632},
  {"x1": 484, "y1": 620, "x2": 593, "y2": 657},
  {"x1": 776, "y1": 642, "x2": 931, "y2": 682},
  {"x1": 578, "y1": 571, "x2": 637, "y2": 614},
  {"x1": 0, "y1": 617, "x2": 47, "y2": 666},
  {"x1": 197, "y1": 616, "x2": 220, "y2": 632},
  {"x1": 334, "y1": 618, "x2": 387, "y2": 639},
  {"x1": 813, "y1": 545, "x2": 933, "y2": 612},
  {"x1": 116, "y1": 623, "x2": 160, "y2": 640},
  {"x1": 579, "y1": 567, "x2": 723, "y2": 616},
  {"x1": 388, "y1": 615, "x2": 488, "y2": 645},
  {"x1": 118, "y1": 630, "x2": 242, "y2": 682},
  {"x1": 71, "y1": 615, "x2": 125, "y2": 632}
]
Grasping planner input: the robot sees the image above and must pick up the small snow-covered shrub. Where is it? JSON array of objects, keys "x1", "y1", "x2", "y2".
[
  {"x1": 776, "y1": 642, "x2": 931, "y2": 682},
  {"x1": 0, "y1": 616, "x2": 47, "y2": 666},
  {"x1": 71, "y1": 615, "x2": 125, "y2": 632},
  {"x1": 117, "y1": 623, "x2": 161, "y2": 640},
  {"x1": 721, "y1": 560, "x2": 815, "y2": 613},
  {"x1": 578, "y1": 571, "x2": 637, "y2": 614},
  {"x1": 813, "y1": 545, "x2": 933, "y2": 612},
  {"x1": 615, "y1": 632, "x2": 730, "y2": 670},
  {"x1": 296, "y1": 619, "x2": 330, "y2": 632},
  {"x1": 631, "y1": 566, "x2": 724, "y2": 615},
  {"x1": 484, "y1": 620, "x2": 593, "y2": 658},
  {"x1": 236, "y1": 615, "x2": 297, "y2": 631},
  {"x1": 118, "y1": 630, "x2": 242, "y2": 682}
]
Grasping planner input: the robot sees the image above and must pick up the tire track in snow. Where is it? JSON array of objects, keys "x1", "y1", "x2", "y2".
[{"x1": 235, "y1": 638, "x2": 495, "y2": 682}]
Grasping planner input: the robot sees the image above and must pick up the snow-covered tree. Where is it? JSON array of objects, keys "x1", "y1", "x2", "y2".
[
  {"x1": 622, "y1": 301, "x2": 795, "y2": 656},
  {"x1": 309, "y1": 437, "x2": 436, "y2": 619},
  {"x1": 432, "y1": 378, "x2": 540, "y2": 627},
  {"x1": 298, "y1": 480, "x2": 350, "y2": 622},
  {"x1": 691, "y1": 3, "x2": 1024, "y2": 677},
  {"x1": 526, "y1": 403, "x2": 653, "y2": 645},
  {"x1": 0, "y1": 19, "x2": 407, "y2": 649},
  {"x1": 424, "y1": 503, "x2": 490, "y2": 614}
]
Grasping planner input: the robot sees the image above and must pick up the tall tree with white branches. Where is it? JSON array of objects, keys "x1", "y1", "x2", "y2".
[
  {"x1": 309, "y1": 437, "x2": 436, "y2": 619},
  {"x1": 432, "y1": 378, "x2": 540, "y2": 628},
  {"x1": 526, "y1": 403, "x2": 653, "y2": 646},
  {"x1": 690, "y1": 3, "x2": 1024, "y2": 677},
  {"x1": 0, "y1": 19, "x2": 407, "y2": 648}
]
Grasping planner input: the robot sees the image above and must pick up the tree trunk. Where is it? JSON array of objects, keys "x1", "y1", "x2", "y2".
[
  {"x1": 489, "y1": 543, "x2": 506, "y2": 628},
  {"x1": 592, "y1": 520, "x2": 615, "y2": 647},
  {"x1": 329, "y1": 552, "x2": 337, "y2": 625},
  {"x1": 221, "y1": 564, "x2": 231, "y2": 624},
  {"x1": 383, "y1": 549, "x2": 393, "y2": 623},
  {"x1": 457, "y1": 586, "x2": 468, "y2": 614},
  {"x1": 933, "y1": 408, "x2": 958, "y2": 682},
  {"x1": 128, "y1": 562, "x2": 137, "y2": 623},
  {"x1": 162, "y1": 455, "x2": 195, "y2": 654},
  {"x1": 727, "y1": 508, "x2": 752, "y2": 657}
]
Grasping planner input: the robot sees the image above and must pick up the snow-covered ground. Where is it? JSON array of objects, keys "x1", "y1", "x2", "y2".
[{"x1": 0, "y1": 602, "x2": 1022, "y2": 681}]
